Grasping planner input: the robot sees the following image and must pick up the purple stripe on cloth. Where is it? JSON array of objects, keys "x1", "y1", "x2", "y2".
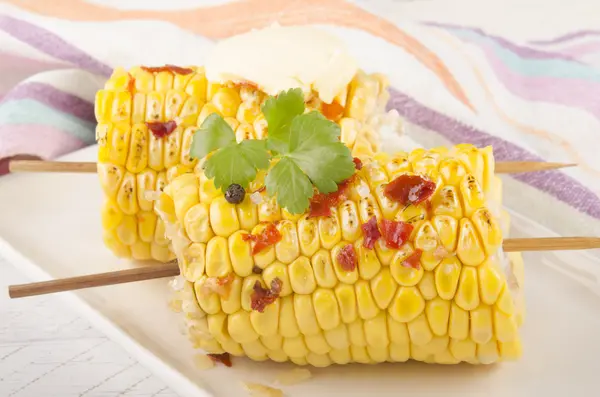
[
  {"x1": 556, "y1": 40, "x2": 600, "y2": 58},
  {"x1": 424, "y1": 22, "x2": 581, "y2": 62},
  {"x1": 0, "y1": 124, "x2": 86, "y2": 160},
  {"x1": 0, "y1": 15, "x2": 111, "y2": 77},
  {"x1": 1, "y1": 82, "x2": 95, "y2": 123},
  {"x1": 0, "y1": 51, "x2": 68, "y2": 72},
  {"x1": 530, "y1": 29, "x2": 600, "y2": 46},
  {"x1": 387, "y1": 88, "x2": 600, "y2": 220}
]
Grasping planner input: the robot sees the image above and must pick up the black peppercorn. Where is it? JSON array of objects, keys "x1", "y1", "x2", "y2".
[{"x1": 225, "y1": 183, "x2": 245, "y2": 204}]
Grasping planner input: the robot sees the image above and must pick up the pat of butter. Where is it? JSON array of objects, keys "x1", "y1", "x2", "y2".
[{"x1": 206, "y1": 25, "x2": 358, "y2": 104}]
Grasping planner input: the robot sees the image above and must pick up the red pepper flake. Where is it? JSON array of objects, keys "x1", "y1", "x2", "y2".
[
  {"x1": 361, "y1": 216, "x2": 381, "y2": 249},
  {"x1": 321, "y1": 100, "x2": 345, "y2": 121},
  {"x1": 337, "y1": 244, "x2": 357, "y2": 272},
  {"x1": 141, "y1": 65, "x2": 194, "y2": 75},
  {"x1": 257, "y1": 186, "x2": 266, "y2": 193},
  {"x1": 242, "y1": 223, "x2": 282, "y2": 255},
  {"x1": 208, "y1": 353, "x2": 232, "y2": 367},
  {"x1": 379, "y1": 219, "x2": 414, "y2": 249},
  {"x1": 233, "y1": 80, "x2": 259, "y2": 90},
  {"x1": 251, "y1": 278, "x2": 283, "y2": 312},
  {"x1": 353, "y1": 157, "x2": 363, "y2": 170},
  {"x1": 146, "y1": 120, "x2": 178, "y2": 139},
  {"x1": 384, "y1": 175, "x2": 436, "y2": 206},
  {"x1": 402, "y1": 249, "x2": 423, "y2": 269},
  {"x1": 127, "y1": 73, "x2": 136, "y2": 95},
  {"x1": 308, "y1": 175, "x2": 355, "y2": 218}
]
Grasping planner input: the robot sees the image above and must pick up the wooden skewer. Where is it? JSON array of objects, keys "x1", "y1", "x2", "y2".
[
  {"x1": 9, "y1": 160, "x2": 576, "y2": 174},
  {"x1": 8, "y1": 237, "x2": 600, "y2": 299}
]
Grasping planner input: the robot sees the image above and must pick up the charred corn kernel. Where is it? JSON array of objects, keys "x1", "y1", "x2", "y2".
[
  {"x1": 432, "y1": 185, "x2": 463, "y2": 219},
  {"x1": 251, "y1": 298, "x2": 280, "y2": 336},
  {"x1": 312, "y1": 249, "x2": 337, "y2": 288},
  {"x1": 370, "y1": 268, "x2": 397, "y2": 310},
  {"x1": 339, "y1": 200, "x2": 362, "y2": 241},
  {"x1": 426, "y1": 298, "x2": 450, "y2": 336},
  {"x1": 298, "y1": 216, "x2": 320, "y2": 257},
  {"x1": 355, "y1": 240, "x2": 382, "y2": 280},
  {"x1": 126, "y1": 124, "x2": 148, "y2": 173},
  {"x1": 263, "y1": 262, "x2": 292, "y2": 297},
  {"x1": 358, "y1": 194, "x2": 382, "y2": 225},
  {"x1": 455, "y1": 267, "x2": 480, "y2": 311},
  {"x1": 294, "y1": 294, "x2": 320, "y2": 336},
  {"x1": 279, "y1": 296, "x2": 300, "y2": 338},
  {"x1": 289, "y1": 257, "x2": 316, "y2": 294},
  {"x1": 389, "y1": 286, "x2": 424, "y2": 323},
  {"x1": 432, "y1": 215, "x2": 458, "y2": 252},
  {"x1": 418, "y1": 271, "x2": 438, "y2": 300},
  {"x1": 275, "y1": 221, "x2": 300, "y2": 264},
  {"x1": 318, "y1": 209, "x2": 342, "y2": 250},
  {"x1": 205, "y1": 236, "x2": 232, "y2": 277},
  {"x1": 226, "y1": 312, "x2": 258, "y2": 345},
  {"x1": 471, "y1": 208, "x2": 502, "y2": 255},
  {"x1": 305, "y1": 332, "x2": 330, "y2": 355},
  {"x1": 324, "y1": 323, "x2": 350, "y2": 350},
  {"x1": 448, "y1": 303, "x2": 469, "y2": 340},
  {"x1": 460, "y1": 175, "x2": 486, "y2": 217},
  {"x1": 335, "y1": 284, "x2": 357, "y2": 324}
]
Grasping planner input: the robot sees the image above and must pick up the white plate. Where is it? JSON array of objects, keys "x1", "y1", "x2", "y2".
[{"x1": 1, "y1": 145, "x2": 600, "y2": 397}]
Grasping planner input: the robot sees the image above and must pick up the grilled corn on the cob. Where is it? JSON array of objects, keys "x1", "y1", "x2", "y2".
[
  {"x1": 95, "y1": 66, "x2": 388, "y2": 261},
  {"x1": 159, "y1": 145, "x2": 524, "y2": 366}
]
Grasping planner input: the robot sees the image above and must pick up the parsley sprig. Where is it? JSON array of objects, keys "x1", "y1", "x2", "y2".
[{"x1": 190, "y1": 88, "x2": 355, "y2": 214}]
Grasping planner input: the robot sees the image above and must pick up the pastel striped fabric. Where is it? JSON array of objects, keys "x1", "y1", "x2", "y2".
[{"x1": 0, "y1": 0, "x2": 599, "y2": 249}]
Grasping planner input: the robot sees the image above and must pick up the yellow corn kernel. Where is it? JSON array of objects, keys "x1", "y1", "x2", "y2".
[
  {"x1": 288, "y1": 256, "x2": 316, "y2": 294},
  {"x1": 212, "y1": 87, "x2": 241, "y2": 117},
  {"x1": 384, "y1": 153, "x2": 410, "y2": 178},
  {"x1": 130, "y1": 241, "x2": 151, "y2": 260},
  {"x1": 164, "y1": 90, "x2": 185, "y2": 121},
  {"x1": 109, "y1": 122, "x2": 131, "y2": 166},
  {"x1": 184, "y1": 203, "x2": 214, "y2": 243},
  {"x1": 116, "y1": 172, "x2": 138, "y2": 216},
  {"x1": 170, "y1": 174, "x2": 199, "y2": 221},
  {"x1": 499, "y1": 339, "x2": 522, "y2": 360},
  {"x1": 305, "y1": 332, "x2": 330, "y2": 355},
  {"x1": 151, "y1": 244, "x2": 173, "y2": 262},
  {"x1": 494, "y1": 307, "x2": 518, "y2": 343},
  {"x1": 205, "y1": 236, "x2": 233, "y2": 277},
  {"x1": 197, "y1": 103, "x2": 221, "y2": 126},
  {"x1": 449, "y1": 338, "x2": 476, "y2": 361},
  {"x1": 324, "y1": 323, "x2": 350, "y2": 350},
  {"x1": 432, "y1": 185, "x2": 463, "y2": 219},
  {"x1": 96, "y1": 122, "x2": 110, "y2": 159},
  {"x1": 496, "y1": 287, "x2": 516, "y2": 320},
  {"x1": 332, "y1": 243, "x2": 360, "y2": 285},
  {"x1": 240, "y1": 274, "x2": 262, "y2": 311},
  {"x1": 395, "y1": 203, "x2": 427, "y2": 227},
  {"x1": 358, "y1": 194, "x2": 382, "y2": 225},
  {"x1": 283, "y1": 336, "x2": 309, "y2": 359},
  {"x1": 181, "y1": 242, "x2": 205, "y2": 282},
  {"x1": 477, "y1": 338, "x2": 499, "y2": 364},
  {"x1": 279, "y1": 296, "x2": 300, "y2": 338},
  {"x1": 339, "y1": 200, "x2": 362, "y2": 242},
  {"x1": 228, "y1": 310, "x2": 259, "y2": 344},
  {"x1": 263, "y1": 261, "x2": 292, "y2": 297},
  {"x1": 478, "y1": 258, "x2": 504, "y2": 305},
  {"x1": 364, "y1": 311, "x2": 389, "y2": 348},
  {"x1": 220, "y1": 275, "x2": 242, "y2": 314},
  {"x1": 132, "y1": 93, "x2": 146, "y2": 123},
  {"x1": 163, "y1": 126, "x2": 183, "y2": 168},
  {"x1": 258, "y1": 196, "x2": 282, "y2": 223},
  {"x1": 391, "y1": 247, "x2": 424, "y2": 287},
  {"x1": 460, "y1": 175, "x2": 486, "y2": 217},
  {"x1": 145, "y1": 91, "x2": 164, "y2": 122},
  {"x1": 298, "y1": 215, "x2": 320, "y2": 257},
  {"x1": 236, "y1": 195, "x2": 258, "y2": 231},
  {"x1": 234, "y1": 122, "x2": 254, "y2": 142},
  {"x1": 261, "y1": 334, "x2": 283, "y2": 351},
  {"x1": 126, "y1": 124, "x2": 148, "y2": 173},
  {"x1": 422, "y1": 335, "x2": 449, "y2": 355},
  {"x1": 308, "y1": 251, "x2": 334, "y2": 289},
  {"x1": 97, "y1": 163, "x2": 124, "y2": 199},
  {"x1": 116, "y1": 215, "x2": 137, "y2": 245},
  {"x1": 148, "y1": 134, "x2": 164, "y2": 171},
  {"x1": 448, "y1": 302, "x2": 469, "y2": 340},
  {"x1": 388, "y1": 343, "x2": 409, "y2": 362},
  {"x1": 307, "y1": 352, "x2": 332, "y2": 367},
  {"x1": 251, "y1": 298, "x2": 280, "y2": 337},
  {"x1": 207, "y1": 312, "x2": 230, "y2": 344},
  {"x1": 367, "y1": 345, "x2": 388, "y2": 363},
  {"x1": 347, "y1": 318, "x2": 367, "y2": 347},
  {"x1": 236, "y1": 101, "x2": 260, "y2": 124},
  {"x1": 179, "y1": 97, "x2": 202, "y2": 127},
  {"x1": 194, "y1": 276, "x2": 221, "y2": 314},
  {"x1": 432, "y1": 215, "x2": 458, "y2": 252},
  {"x1": 209, "y1": 197, "x2": 240, "y2": 237},
  {"x1": 355, "y1": 240, "x2": 382, "y2": 281},
  {"x1": 102, "y1": 230, "x2": 129, "y2": 257},
  {"x1": 435, "y1": 256, "x2": 461, "y2": 300},
  {"x1": 438, "y1": 158, "x2": 467, "y2": 186},
  {"x1": 339, "y1": 118, "x2": 359, "y2": 147},
  {"x1": 294, "y1": 294, "x2": 320, "y2": 336},
  {"x1": 136, "y1": 169, "x2": 156, "y2": 212},
  {"x1": 426, "y1": 298, "x2": 450, "y2": 336},
  {"x1": 242, "y1": 339, "x2": 268, "y2": 361},
  {"x1": 387, "y1": 319, "x2": 409, "y2": 348},
  {"x1": 226, "y1": 231, "x2": 252, "y2": 277},
  {"x1": 471, "y1": 208, "x2": 502, "y2": 256},
  {"x1": 275, "y1": 220, "x2": 300, "y2": 264},
  {"x1": 408, "y1": 313, "x2": 433, "y2": 346},
  {"x1": 413, "y1": 220, "x2": 439, "y2": 252},
  {"x1": 281, "y1": 209, "x2": 303, "y2": 223},
  {"x1": 185, "y1": 72, "x2": 207, "y2": 102},
  {"x1": 318, "y1": 208, "x2": 342, "y2": 250},
  {"x1": 154, "y1": 217, "x2": 169, "y2": 245},
  {"x1": 455, "y1": 267, "x2": 480, "y2": 311},
  {"x1": 253, "y1": 113, "x2": 268, "y2": 140},
  {"x1": 198, "y1": 172, "x2": 220, "y2": 203},
  {"x1": 469, "y1": 304, "x2": 493, "y2": 344},
  {"x1": 335, "y1": 284, "x2": 357, "y2": 324},
  {"x1": 364, "y1": 162, "x2": 388, "y2": 189},
  {"x1": 329, "y1": 347, "x2": 351, "y2": 364},
  {"x1": 370, "y1": 268, "x2": 397, "y2": 310},
  {"x1": 374, "y1": 239, "x2": 395, "y2": 266},
  {"x1": 418, "y1": 271, "x2": 438, "y2": 300},
  {"x1": 456, "y1": 218, "x2": 485, "y2": 267},
  {"x1": 110, "y1": 91, "x2": 132, "y2": 123},
  {"x1": 136, "y1": 211, "x2": 156, "y2": 243},
  {"x1": 313, "y1": 288, "x2": 340, "y2": 331},
  {"x1": 249, "y1": 223, "x2": 276, "y2": 269},
  {"x1": 95, "y1": 90, "x2": 114, "y2": 123},
  {"x1": 154, "y1": 71, "x2": 174, "y2": 92},
  {"x1": 350, "y1": 346, "x2": 372, "y2": 364},
  {"x1": 389, "y1": 286, "x2": 425, "y2": 323}
]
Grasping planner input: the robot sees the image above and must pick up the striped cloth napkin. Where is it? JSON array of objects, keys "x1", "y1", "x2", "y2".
[{"x1": 1, "y1": 0, "x2": 599, "y2": 250}]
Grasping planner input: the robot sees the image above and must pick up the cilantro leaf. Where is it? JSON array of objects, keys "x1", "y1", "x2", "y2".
[
  {"x1": 204, "y1": 140, "x2": 270, "y2": 190},
  {"x1": 286, "y1": 112, "x2": 355, "y2": 194},
  {"x1": 265, "y1": 157, "x2": 313, "y2": 214},
  {"x1": 262, "y1": 88, "x2": 305, "y2": 154},
  {"x1": 190, "y1": 113, "x2": 235, "y2": 160}
]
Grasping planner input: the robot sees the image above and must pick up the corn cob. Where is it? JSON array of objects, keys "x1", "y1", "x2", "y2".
[
  {"x1": 160, "y1": 145, "x2": 524, "y2": 366},
  {"x1": 95, "y1": 66, "x2": 388, "y2": 262}
]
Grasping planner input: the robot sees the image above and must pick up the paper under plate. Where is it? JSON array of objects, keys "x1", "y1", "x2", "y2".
[{"x1": 1, "y1": 145, "x2": 599, "y2": 397}]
